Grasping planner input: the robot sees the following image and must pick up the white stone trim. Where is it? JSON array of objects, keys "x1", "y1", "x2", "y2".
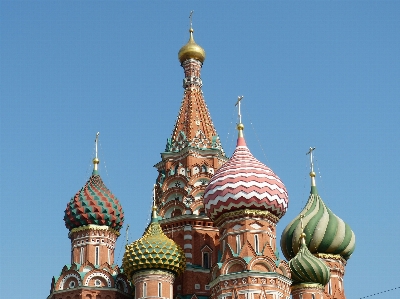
[
  {"x1": 84, "y1": 272, "x2": 112, "y2": 287},
  {"x1": 59, "y1": 273, "x2": 82, "y2": 290}
]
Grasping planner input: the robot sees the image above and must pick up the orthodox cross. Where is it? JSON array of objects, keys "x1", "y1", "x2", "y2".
[
  {"x1": 95, "y1": 132, "x2": 100, "y2": 159},
  {"x1": 152, "y1": 184, "x2": 157, "y2": 219},
  {"x1": 152, "y1": 184, "x2": 156, "y2": 207},
  {"x1": 306, "y1": 147, "x2": 316, "y2": 172},
  {"x1": 235, "y1": 95, "x2": 244, "y2": 124}
]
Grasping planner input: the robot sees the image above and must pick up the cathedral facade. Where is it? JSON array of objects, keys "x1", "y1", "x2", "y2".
[{"x1": 48, "y1": 25, "x2": 355, "y2": 299}]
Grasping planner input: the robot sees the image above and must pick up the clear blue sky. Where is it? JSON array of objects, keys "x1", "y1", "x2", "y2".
[{"x1": 1, "y1": 1, "x2": 399, "y2": 298}]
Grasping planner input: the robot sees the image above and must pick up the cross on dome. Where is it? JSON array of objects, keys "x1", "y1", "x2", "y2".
[
  {"x1": 306, "y1": 147, "x2": 316, "y2": 187},
  {"x1": 235, "y1": 96, "x2": 245, "y2": 141},
  {"x1": 235, "y1": 95, "x2": 244, "y2": 124},
  {"x1": 151, "y1": 184, "x2": 158, "y2": 221},
  {"x1": 93, "y1": 132, "x2": 100, "y2": 171},
  {"x1": 189, "y1": 10, "x2": 194, "y2": 28}
]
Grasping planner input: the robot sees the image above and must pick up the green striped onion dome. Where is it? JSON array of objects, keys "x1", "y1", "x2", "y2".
[
  {"x1": 289, "y1": 233, "x2": 330, "y2": 286},
  {"x1": 281, "y1": 186, "x2": 355, "y2": 260},
  {"x1": 64, "y1": 170, "x2": 124, "y2": 231},
  {"x1": 122, "y1": 210, "x2": 186, "y2": 277}
]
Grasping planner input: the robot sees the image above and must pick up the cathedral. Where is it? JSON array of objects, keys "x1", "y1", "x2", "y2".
[{"x1": 47, "y1": 24, "x2": 355, "y2": 299}]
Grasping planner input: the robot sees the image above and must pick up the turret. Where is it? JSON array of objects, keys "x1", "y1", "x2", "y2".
[
  {"x1": 203, "y1": 97, "x2": 291, "y2": 299},
  {"x1": 281, "y1": 148, "x2": 356, "y2": 299},
  {"x1": 123, "y1": 187, "x2": 185, "y2": 299}
]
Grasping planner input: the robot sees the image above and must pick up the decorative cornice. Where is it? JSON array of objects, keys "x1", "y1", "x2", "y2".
[
  {"x1": 214, "y1": 209, "x2": 279, "y2": 227},
  {"x1": 314, "y1": 253, "x2": 347, "y2": 264},
  {"x1": 291, "y1": 283, "x2": 325, "y2": 291},
  {"x1": 69, "y1": 225, "x2": 120, "y2": 237},
  {"x1": 132, "y1": 269, "x2": 175, "y2": 280},
  {"x1": 209, "y1": 271, "x2": 291, "y2": 288}
]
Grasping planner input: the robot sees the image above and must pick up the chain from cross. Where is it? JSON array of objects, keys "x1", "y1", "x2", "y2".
[
  {"x1": 306, "y1": 147, "x2": 316, "y2": 172},
  {"x1": 235, "y1": 95, "x2": 244, "y2": 124}
]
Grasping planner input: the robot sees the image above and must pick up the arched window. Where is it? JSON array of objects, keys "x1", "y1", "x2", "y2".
[
  {"x1": 95, "y1": 246, "x2": 99, "y2": 265},
  {"x1": 143, "y1": 282, "x2": 147, "y2": 297},
  {"x1": 80, "y1": 247, "x2": 85, "y2": 264},
  {"x1": 158, "y1": 282, "x2": 162, "y2": 297},
  {"x1": 328, "y1": 280, "x2": 332, "y2": 295},
  {"x1": 203, "y1": 252, "x2": 210, "y2": 269},
  {"x1": 254, "y1": 234, "x2": 259, "y2": 253},
  {"x1": 236, "y1": 235, "x2": 241, "y2": 254}
]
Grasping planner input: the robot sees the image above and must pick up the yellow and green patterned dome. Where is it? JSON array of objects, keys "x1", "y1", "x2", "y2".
[{"x1": 122, "y1": 207, "x2": 186, "y2": 278}]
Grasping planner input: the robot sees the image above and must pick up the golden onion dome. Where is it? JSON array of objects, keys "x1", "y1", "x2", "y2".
[
  {"x1": 178, "y1": 28, "x2": 206, "y2": 64},
  {"x1": 122, "y1": 207, "x2": 186, "y2": 278}
]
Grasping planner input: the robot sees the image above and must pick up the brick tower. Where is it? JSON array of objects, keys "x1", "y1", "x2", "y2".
[
  {"x1": 203, "y1": 118, "x2": 291, "y2": 299},
  {"x1": 153, "y1": 24, "x2": 228, "y2": 298},
  {"x1": 47, "y1": 134, "x2": 132, "y2": 299},
  {"x1": 289, "y1": 221, "x2": 330, "y2": 299},
  {"x1": 281, "y1": 148, "x2": 356, "y2": 299},
  {"x1": 123, "y1": 196, "x2": 186, "y2": 299}
]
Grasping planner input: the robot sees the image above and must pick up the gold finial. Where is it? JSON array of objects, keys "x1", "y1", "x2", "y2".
[
  {"x1": 93, "y1": 132, "x2": 100, "y2": 171},
  {"x1": 235, "y1": 96, "x2": 244, "y2": 137},
  {"x1": 306, "y1": 147, "x2": 316, "y2": 186}
]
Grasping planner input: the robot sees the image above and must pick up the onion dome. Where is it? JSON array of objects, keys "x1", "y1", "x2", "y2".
[
  {"x1": 64, "y1": 135, "x2": 124, "y2": 231},
  {"x1": 122, "y1": 205, "x2": 186, "y2": 277},
  {"x1": 178, "y1": 27, "x2": 205, "y2": 64},
  {"x1": 281, "y1": 159, "x2": 356, "y2": 261},
  {"x1": 289, "y1": 232, "x2": 330, "y2": 286},
  {"x1": 204, "y1": 122, "x2": 289, "y2": 222}
]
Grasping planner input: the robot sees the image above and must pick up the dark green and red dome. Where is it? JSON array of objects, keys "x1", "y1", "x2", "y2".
[{"x1": 64, "y1": 170, "x2": 124, "y2": 231}]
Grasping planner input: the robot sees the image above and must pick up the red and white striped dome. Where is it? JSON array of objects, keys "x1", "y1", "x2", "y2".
[{"x1": 204, "y1": 135, "x2": 288, "y2": 222}]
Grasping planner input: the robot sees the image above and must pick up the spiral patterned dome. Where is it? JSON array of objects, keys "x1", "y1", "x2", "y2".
[
  {"x1": 281, "y1": 182, "x2": 355, "y2": 260},
  {"x1": 122, "y1": 208, "x2": 186, "y2": 277},
  {"x1": 289, "y1": 233, "x2": 330, "y2": 286},
  {"x1": 204, "y1": 128, "x2": 288, "y2": 222},
  {"x1": 64, "y1": 169, "x2": 124, "y2": 231},
  {"x1": 178, "y1": 28, "x2": 205, "y2": 64}
]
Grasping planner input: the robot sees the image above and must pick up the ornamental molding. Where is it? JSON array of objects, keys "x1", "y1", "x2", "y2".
[
  {"x1": 159, "y1": 220, "x2": 217, "y2": 236},
  {"x1": 58, "y1": 273, "x2": 82, "y2": 290},
  {"x1": 161, "y1": 142, "x2": 227, "y2": 160},
  {"x1": 69, "y1": 225, "x2": 120, "y2": 237},
  {"x1": 84, "y1": 272, "x2": 112, "y2": 287},
  {"x1": 291, "y1": 283, "x2": 325, "y2": 291},
  {"x1": 314, "y1": 253, "x2": 347, "y2": 264},
  {"x1": 132, "y1": 270, "x2": 175, "y2": 283},
  {"x1": 215, "y1": 209, "x2": 279, "y2": 227},
  {"x1": 208, "y1": 271, "x2": 291, "y2": 289}
]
